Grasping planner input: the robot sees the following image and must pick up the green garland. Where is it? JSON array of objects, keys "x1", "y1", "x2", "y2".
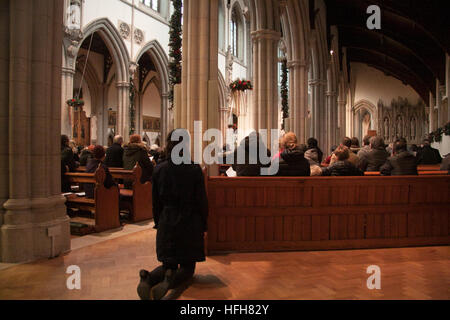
[
  {"x1": 280, "y1": 59, "x2": 289, "y2": 130},
  {"x1": 428, "y1": 122, "x2": 450, "y2": 143},
  {"x1": 168, "y1": 0, "x2": 183, "y2": 108},
  {"x1": 129, "y1": 77, "x2": 136, "y2": 135}
]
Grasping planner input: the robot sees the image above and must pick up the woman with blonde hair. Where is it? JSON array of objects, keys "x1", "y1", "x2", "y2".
[{"x1": 274, "y1": 132, "x2": 310, "y2": 176}]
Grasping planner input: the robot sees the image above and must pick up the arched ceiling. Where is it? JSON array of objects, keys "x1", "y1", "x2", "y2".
[{"x1": 326, "y1": 0, "x2": 450, "y2": 102}]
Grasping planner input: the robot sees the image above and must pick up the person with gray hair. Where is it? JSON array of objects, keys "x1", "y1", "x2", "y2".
[
  {"x1": 358, "y1": 135, "x2": 390, "y2": 172},
  {"x1": 105, "y1": 135, "x2": 124, "y2": 168}
]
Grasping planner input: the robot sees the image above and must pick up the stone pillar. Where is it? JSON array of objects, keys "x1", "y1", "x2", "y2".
[
  {"x1": 1, "y1": 0, "x2": 70, "y2": 263},
  {"x1": 309, "y1": 79, "x2": 327, "y2": 151},
  {"x1": 326, "y1": 90, "x2": 338, "y2": 150},
  {"x1": 429, "y1": 91, "x2": 435, "y2": 132},
  {"x1": 287, "y1": 60, "x2": 308, "y2": 143},
  {"x1": 61, "y1": 67, "x2": 75, "y2": 137},
  {"x1": 160, "y1": 92, "x2": 169, "y2": 146},
  {"x1": 251, "y1": 29, "x2": 281, "y2": 147},
  {"x1": 117, "y1": 81, "x2": 130, "y2": 142},
  {"x1": 337, "y1": 99, "x2": 347, "y2": 141},
  {"x1": 177, "y1": 0, "x2": 219, "y2": 164}
]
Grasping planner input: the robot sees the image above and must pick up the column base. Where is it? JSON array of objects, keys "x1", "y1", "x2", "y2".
[{"x1": 1, "y1": 196, "x2": 71, "y2": 263}]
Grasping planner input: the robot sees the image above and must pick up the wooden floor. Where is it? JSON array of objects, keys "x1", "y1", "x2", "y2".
[{"x1": 0, "y1": 227, "x2": 448, "y2": 300}]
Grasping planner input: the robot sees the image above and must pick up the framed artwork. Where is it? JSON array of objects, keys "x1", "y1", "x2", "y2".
[
  {"x1": 108, "y1": 111, "x2": 117, "y2": 127},
  {"x1": 143, "y1": 116, "x2": 160, "y2": 132}
]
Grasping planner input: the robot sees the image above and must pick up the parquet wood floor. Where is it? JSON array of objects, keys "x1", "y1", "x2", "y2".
[{"x1": 0, "y1": 227, "x2": 448, "y2": 300}]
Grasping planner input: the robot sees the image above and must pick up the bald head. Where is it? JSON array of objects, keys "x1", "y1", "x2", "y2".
[{"x1": 113, "y1": 135, "x2": 123, "y2": 145}]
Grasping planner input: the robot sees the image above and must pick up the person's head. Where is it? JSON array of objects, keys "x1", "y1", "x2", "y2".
[
  {"x1": 307, "y1": 137, "x2": 318, "y2": 149},
  {"x1": 92, "y1": 145, "x2": 106, "y2": 161},
  {"x1": 393, "y1": 139, "x2": 408, "y2": 155},
  {"x1": 69, "y1": 140, "x2": 77, "y2": 150},
  {"x1": 129, "y1": 134, "x2": 142, "y2": 144},
  {"x1": 410, "y1": 144, "x2": 418, "y2": 152},
  {"x1": 61, "y1": 135, "x2": 69, "y2": 148},
  {"x1": 165, "y1": 129, "x2": 188, "y2": 160},
  {"x1": 334, "y1": 145, "x2": 350, "y2": 161},
  {"x1": 369, "y1": 136, "x2": 385, "y2": 150},
  {"x1": 113, "y1": 135, "x2": 123, "y2": 145},
  {"x1": 342, "y1": 137, "x2": 352, "y2": 148},
  {"x1": 283, "y1": 132, "x2": 298, "y2": 150},
  {"x1": 423, "y1": 139, "x2": 431, "y2": 147},
  {"x1": 362, "y1": 135, "x2": 371, "y2": 146},
  {"x1": 351, "y1": 137, "x2": 360, "y2": 148},
  {"x1": 87, "y1": 145, "x2": 95, "y2": 153}
]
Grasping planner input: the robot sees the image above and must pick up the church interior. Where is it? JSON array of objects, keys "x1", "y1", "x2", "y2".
[{"x1": 0, "y1": 0, "x2": 449, "y2": 301}]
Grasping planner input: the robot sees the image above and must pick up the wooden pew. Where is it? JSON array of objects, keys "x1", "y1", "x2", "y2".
[
  {"x1": 206, "y1": 175, "x2": 450, "y2": 255},
  {"x1": 65, "y1": 166, "x2": 120, "y2": 232},
  {"x1": 118, "y1": 164, "x2": 153, "y2": 223},
  {"x1": 364, "y1": 170, "x2": 448, "y2": 176}
]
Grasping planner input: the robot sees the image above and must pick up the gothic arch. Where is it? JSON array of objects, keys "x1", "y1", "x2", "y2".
[
  {"x1": 353, "y1": 99, "x2": 378, "y2": 133},
  {"x1": 81, "y1": 18, "x2": 130, "y2": 83}
]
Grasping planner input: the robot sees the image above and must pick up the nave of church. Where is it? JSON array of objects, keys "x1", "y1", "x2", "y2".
[{"x1": 0, "y1": 0, "x2": 449, "y2": 301}]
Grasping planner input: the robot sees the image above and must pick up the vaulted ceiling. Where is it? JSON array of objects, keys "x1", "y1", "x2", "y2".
[{"x1": 326, "y1": 0, "x2": 450, "y2": 102}]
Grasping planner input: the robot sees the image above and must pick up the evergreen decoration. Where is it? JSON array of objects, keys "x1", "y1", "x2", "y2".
[
  {"x1": 280, "y1": 59, "x2": 289, "y2": 130},
  {"x1": 67, "y1": 98, "x2": 84, "y2": 108},
  {"x1": 168, "y1": 0, "x2": 183, "y2": 108},
  {"x1": 445, "y1": 122, "x2": 450, "y2": 136},
  {"x1": 229, "y1": 79, "x2": 253, "y2": 92},
  {"x1": 129, "y1": 76, "x2": 136, "y2": 135}
]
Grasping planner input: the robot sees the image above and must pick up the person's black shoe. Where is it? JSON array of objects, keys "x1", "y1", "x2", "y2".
[
  {"x1": 150, "y1": 269, "x2": 174, "y2": 300},
  {"x1": 137, "y1": 269, "x2": 151, "y2": 300}
]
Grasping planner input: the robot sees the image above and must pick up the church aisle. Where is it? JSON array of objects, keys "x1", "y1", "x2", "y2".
[{"x1": 0, "y1": 228, "x2": 448, "y2": 300}]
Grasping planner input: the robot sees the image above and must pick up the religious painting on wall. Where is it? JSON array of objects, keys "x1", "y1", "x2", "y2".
[
  {"x1": 108, "y1": 110, "x2": 117, "y2": 128},
  {"x1": 143, "y1": 116, "x2": 160, "y2": 132}
]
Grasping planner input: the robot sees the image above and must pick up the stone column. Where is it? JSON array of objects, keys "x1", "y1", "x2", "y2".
[
  {"x1": 309, "y1": 79, "x2": 327, "y2": 151},
  {"x1": 177, "y1": 0, "x2": 219, "y2": 165},
  {"x1": 61, "y1": 67, "x2": 75, "y2": 137},
  {"x1": 326, "y1": 90, "x2": 338, "y2": 150},
  {"x1": 337, "y1": 98, "x2": 347, "y2": 141},
  {"x1": 160, "y1": 92, "x2": 169, "y2": 147},
  {"x1": 429, "y1": 91, "x2": 435, "y2": 132},
  {"x1": 1, "y1": 0, "x2": 70, "y2": 263},
  {"x1": 117, "y1": 81, "x2": 130, "y2": 142},
  {"x1": 287, "y1": 60, "x2": 308, "y2": 143},
  {"x1": 251, "y1": 29, "x2": 281, "y2": 147}
]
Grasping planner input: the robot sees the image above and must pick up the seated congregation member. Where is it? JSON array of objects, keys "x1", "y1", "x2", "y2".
[
  {"x1": 232, "y1": 132, "x2": 271, "y2": 176},
  {"x1": 330, "y1": 137, "x2": 359, "y2": 167},
  {"x1": 61, "y1": 135, "x2": 78, "y2": 193},
  {"x1": 137, "y1": 129, "x2": 208, "y2": 300},
  {"x1": 350, "y1": 137, "x2": 360, "y2": 154},
  {"x1": 123, "y1": 134, "x2": 154, "y2": 188},
  {"x1": 440, "y1": 153, "x2": 450, "y2": 174},
  {"x1": 304, "y1": 137, "x2": 323, "y2": 166},
  {"x1": 357, "y1": 135, "x2": 371, "y2": 159},
  {"x1": 358, "y1": 136, "x2": 390, "y2": 172},
  {"x1": 79, "y1": 145, "x2": 95, "y2": 166},
  {"x1": 416, "y1": 139, "x2": 442, "y2": 164},
  {"x1": 104, "y1": 135, "x2": 124, "y2": 168},
  {"x1": 380, "y1": 139, "x2": 418, "y2": 176},
  {"x1": 321, "y1": 145, "x2": 363, "y2": 176},
  {"x1": 323, "y1": 145, "x2": 337, "y2": 165},
  {"x1": 69, "y1": 140, "x2": 80, "y2": 162},
  {"x1": 84, "y1": 145, "x2": 116, "y2": 199},
  {"x1": 275, "y1": 132, "x2": 310, "y2": 176}
]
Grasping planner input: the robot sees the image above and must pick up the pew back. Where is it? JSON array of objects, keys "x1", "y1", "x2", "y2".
[{"x1": 206, "y1": 175, "x2": 450, "y2": 254}]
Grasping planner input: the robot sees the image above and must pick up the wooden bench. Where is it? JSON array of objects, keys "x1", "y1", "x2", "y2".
[
  {"x1": 205, "y1": 175, "x2": 450, "y2": 254},
  {"x1": 65, "y1": 165, "x2": 120, "y2": 232},
  {"x1": 364, "y1": 170, "x2": 448, "y2": 176},
  {"x1": 77, "y1": 164, "x2": 153, "y2": 223}
]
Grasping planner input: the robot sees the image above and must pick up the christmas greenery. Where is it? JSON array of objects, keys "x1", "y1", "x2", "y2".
[
  {"x1": 280, "y1": 59, "x2": 289, "y2": 130},
  {"x1": 168, "y1": 0, "x2": 183, "y2": 107},
  {"x1": 229, "y1": 79, "x2": 253, "y2": 92},
  {"x1": 67, "y1": 98, "x2": 84, "y2": 107}
]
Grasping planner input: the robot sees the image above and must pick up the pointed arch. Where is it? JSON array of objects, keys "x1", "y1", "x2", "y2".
[
  {"x1": 81, "y1": 18, "x2": 130, "y2": 83},
  {"x1": 136, "y1": 40, "x2": 169, "y2": 95}
]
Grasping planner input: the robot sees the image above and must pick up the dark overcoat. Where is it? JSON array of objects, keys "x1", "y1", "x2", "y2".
[{"x1": 151, "y1": 160, "x2": 208, "y2": 265}]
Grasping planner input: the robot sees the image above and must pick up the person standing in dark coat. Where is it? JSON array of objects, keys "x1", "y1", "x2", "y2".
[
  {"x1": 84, "y1": 146, "x2": 116, "y2": 199},
  {"x1": 358, "y1": 136, "x2": 390, "y2": 172},
  {"x1": 104, "y1": 135, "x2": 124, "y2": 168},
  {"x1": 61, "y1": 135, "x2": 78, "y2": 193},
  {"x1": 123, "y1": 134, "x2": 154, "y2": 188},
  {"x1": 416, "y1": 139, "x2": 442, "y2": 164},
  {"x1": 137, "y1": 129, "x2": 208, "y2": 301},
  {"x1": 274, "y1": 132, "x2": 310, "y2": 176},
  {"x1": 380, "y1": 140, "x2": 418, "y2": 176},
  {"x1": 321, "y1": 146, "x2": 363, "y2": 176}
]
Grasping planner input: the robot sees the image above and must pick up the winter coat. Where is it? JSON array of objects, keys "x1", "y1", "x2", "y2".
[
  {"x1": 357, "y1": 145, "x2": 371, "y2": 159},
  {"x1": 104, "y1": 143, "x2": 124, "y2": 168},
  {"x1": 232, "y1": 134, "x2": 271, "y2": 176},
  {"x1": 321, "y1": 161, "x2": 364, "y2": 176},
  {"x1": 330, "y1": 151, "x2": 360, "y2": 167},
  {"x1": 380, "y1": 151, "x2": 418, "y2": 176},
  {"x1": 304, "y1": 148, "x2": 323, "y2": 166},
  {"x1": 152, "y1": 160, "x2": 208, "y2": 265},
  {"x1": 417, "y1": 146, "x2": 442, "y2": 164},
  {"x1": 359, "y1": 148, "x2": 390, "y2": 172},
  {"x1": 84, "y1": 159, "x2": 116, "y2": 199},
  {"x1": 276, "y1": 147, "x2": 311, "y2": 176},
  {"x1": 61, "y1": 146, "x2": 78, "y2": 192},
  {"x1": 79, "y1": 150, "x2": 93, "y2": 166},
  {"x1": 123, "y1": 143, "x2": 154, "y2": 188}
]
